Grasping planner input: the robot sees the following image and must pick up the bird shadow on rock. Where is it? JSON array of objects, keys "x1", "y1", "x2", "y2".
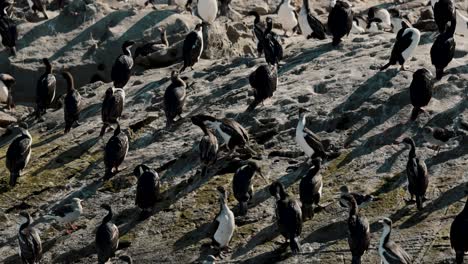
[
  {"x1": 371, "y1": 170, "x2": 406, "y2": 197},
  {"x1": 377, "y1": 148, "x2": 405, "y2": 173},
  {"x1": 278, "y1": 42, "x2": 332, "y2": 75},
  {"x1": 302, "y1": 220, "x2": 347, "y2": 245},
  {"x1": 231, "y1": 223, "x2": 280, "y2": 258},
  {"x1": 173, "y1": 222, "x2": 213, "y2": 251}
]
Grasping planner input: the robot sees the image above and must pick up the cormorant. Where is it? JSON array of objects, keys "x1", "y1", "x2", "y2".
[
  {"x1": 296, "y1": 108, "x2": 327, "y2": 160},
  {"x1": 100, "y1": 87, "x2": 125, "y2": 136},
  {"x1": 96, "y1": 204, "x2": 119, "y2": 264},
  {"x1": 191, "y1": 115, "x2": 219, "y2": 177},
  {"x1": 134, "y1": 164, "x2": 160, "y2": 213},
  {"x1": 277, "y1": 0, "x2": 298, "y2": 36},
  {"x1": 111, "y1": 40, "x2": 135, "y2": 88},
  {"x1": 409, "y1": 68, "x2": 433, "y2": 121},
  {"x1": 298, "y1": 0, "x2": 327, "y2": 39},
  {"x1": 450, "y1": 193, "x2": 468, "y2": 264},
  {"x1": 211, "y1": 186, "x2": 235, "y2": 256},
  {"x1": 0, "y1": 7, "x2": 17, "y2": 56},
  {"x1": 104, "y1": 124, "x2": 129, "y2": 180},
  {"x1": 164, "y1": 71, "x2": 186, "y2": 127},
  {"x1": 198, "y1": 0, "x2": 217, "y2": 24},
  {"x1": 328, "y1": 0, "x2": 353, "y2": 46},
  {"x1": 430, "y1": 17, "x2": 456, "y2": 80},
  {"x1": 36, "y1": 58, "x2": 56, "y2": 120},
  {"x1": 431, "y1": 0, "x2": 456, "y2": 33},
  {"x1": 63, "y1": 71, "x2": 82, "y2": 134},
  {"x1": 0, "y1": 73, "x2": 15, "y2": 110},
  {"x1": 6, "y1": 122, "x2": 32, "y2": 187},
  {"x1": 299, "y1": 158, "x2": 322, "y2": 220},
  {"x1": 260, "y1": 17, "x2": 283, "y2": 65},
  {"x1": 246, "y1": 63, "x2": 277, "y2": 112},
  {"x1": 232, "y1": 161, "x2": 266, "y2": 216},
  {"x1": 378, "y1": 218, "x2": 412, "y2": 264},
  {"x1": 181, "y1": 23, "x2": 203, "y2": 72},
  {"x1": 18, "y1": 211, "x2": 42, "y2": 264},
  {"x1": 402, "y1": 137, "x2": 429, "y2": 210}
]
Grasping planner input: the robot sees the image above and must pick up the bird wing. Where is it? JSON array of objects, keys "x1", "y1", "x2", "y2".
[
  {"x1": 104, "y1": 135, "x2": 127, "y2": 167},
  {"x1": 383, "y1": 241, "x2": 412, "y2": 264},
  {"x1": 221, "y1": 119, "x2": 249, "y2": 142},
  {"x1": 303, "y1": 128, "x2": 326, "y2": 153},
  {"x1": 406, "y1": 158, "x2": 418, "y2": 186},
  {"x1": 290, "y1": 199, "x2": 303, "y2": 235},
  {"x1": 306, "y1": 13, "x2": 327, "y2": 39},
  {"x1": 6, "y1": 135, "x2": 31, "y2": 171},
  {"x1": 391, "y1": 29, "x2": 414, "y2": 59},
  {"x1": 52, "y1": 204, "x2": 74, "y2": 217}
]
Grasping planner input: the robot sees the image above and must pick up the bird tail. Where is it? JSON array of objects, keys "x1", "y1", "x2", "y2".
[
  {"x1": 456, "y1": 251, "x2": 464, "y2": 264},
  {"x1": 351, "y1": 255, "x2": 362, "y2": 264},
  {"x1": 9, "y1": 172, "x2": 18, "y2": 187},
  {"x1": 301, "y1": 204, "x2": 314, "y2": 221},
  {"x1": 289, "y1": 235, "x2": 301, "y2": 254},
  {"x1": 238, "y1": 201, "x2": 248, "y2": 216},
  {"x1": 332, "y1": 37, "x2": 341, "y2": 46},
  {"x1": 436, "y1": 68, "x2": 444, "y2": 80},
  {"x1": 416, "y1": 195, "x2": 423, "y2": 211},
  {"x1": 410, "y1": 107, "x2": 422, "y2": 121}
]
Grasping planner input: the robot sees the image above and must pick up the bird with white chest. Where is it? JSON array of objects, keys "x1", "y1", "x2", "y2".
[
  {"x1": 295, "y1": 108, "x2": 327, "y2": 161},
  {"x1": 211, "y1": 186, "x2": 235, "y2": 256},
  {"x1": 198, "y1": 0, "x2": 218, "y2": 24},
  {"x1": 277, "y1": 0, "x2": 298, "y2": 36}
]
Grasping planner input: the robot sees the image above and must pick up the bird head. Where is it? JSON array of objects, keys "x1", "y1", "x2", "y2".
[
  {"x1": 246, "y1": 160, "x2": 268, "y2": 182},
  {"x1": 17, "y1": 122, "x2": 28, "y2": 130},
  {"x1": 311, "y1": 157, "x2": 322, "y2": 167},
  {"x1": 339, "y1": 185, "x2": 350, "y2": 194},
  {"x1": 100, "y1": 203, "x2": 111, "y2": 211},
  {"x1": 401, "y1": 137, "x2": 414, "y2": 145},
  {"x1": 19, "y1": 211, "x2": 31, "y2": 219},
  {"x1": 123, "y1": 40, "x2": 135, "y2": 48},
  {"x1": 216, "y1": 186, "x2": 228, "y2": 201},
  {"x1": 269, "y1": 181, "x2": 285, "y2": 200}
]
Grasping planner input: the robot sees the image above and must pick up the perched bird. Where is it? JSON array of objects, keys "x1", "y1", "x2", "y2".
[
  {"x1": 232, "y1": 161, "x2": 266, "y2": 216},
  {"x1": 367, "y1": 7, "x2": 391, "y2": 31},
  {"x1": 104, "y1": 124, "x2": 129, "y2": 180},
  {"x1": 247, "y1": 11, "x2": 264, "y2": 56},
  {"x1": 193, "y1": 114, "x2": 254, "y2": 155},
  {"x1": 260, "y1": 17, "x2": 283, "y2": 65},
  {"x1": 100, "y1": 87, "x2": 125, "y2": 136},
  {"x1": 269, "y1": 181, "x2": 302, "y2": 254},
  {"x1": 191, "y1": 115, "x2": 219, "y2": 177},
  {"x1": 29, "y1": 0, "x2": 48, "y2": 19},
  {"x1": 134, "y1": 28, "x2": 169, "y2": 59},
  {"x1": 96, "y1": 204, "x2": 119, "y2": 264},
  {"x1": 50, "y1": 198, "x2": 83, "y2": 231},
  {"x1": 431, "y1": 0, "x2": 456, "y2": 33},
  {"x1": 164, "y1": 71, "x2": 186, "y2": 127},
  {"x1": 450, "y1": 194, "x2": 468, "y2": 264},
  {"x1": 277, "y1": 0, "x2": 298, "y2": 36},
  {"x1": 174, "y1": 0, "x2": 193, "y2": 13},
  {"x1": 339, "y1": 186, "x2": 374, "y2": 208},
  {"x1": 295, "y1": 108, "x2": 327, "y2": 160},
  {"x1": 431, "y1": 17, "x2": 456, "y2": 80},
  {"x1": 378, "y1": 218, "x2": 412, "y2": 264},
  {"x1": 351, "y1": 16, "x2": 366, "y2": 34},
  {"x1": 422, "y1": 126, "x2": 457, "y2": 153},
  {"x1": 111, "y1": 40, "x2": 135, "y2": 88},
  {"x1": 36, "y1": 58, "x2": 56, "y2": 120},
  {"x1": 402, "y1": 137, "x2": 429, "y2": 210},
  {"x1": 211, "y1": 186, "x2": 235, "y2": 255},
  {"x1": 18, "y1": 211, "x2": 42, "y2": 264},
  {"x1": 246, "y1": 64, "x2": 277, "y2": 112},
  {"x1": 409, "y1": 68, "x2": 433, "y2": 121},
  {"x1": 134, "y1": 164, "x2": 160, "y2": 213},
  {"x1": 0, "y1": 8, "x2": 17, "y2": 56},
  {"x1": 340, "y1": 194, "x2": 370, "y2": 264},
  {"x1": 63, "y1": 71, "x2": 82, "y2": 134},
  {"x1": 299, "y1": 158, "x2": 322, "y2": 220},
  {"x1": 6, "y1": 122, "x2": 32, "y2": 187},
  {"x1": 181, "y1": 23, "x2": 204, "y2": 72},
  {"x1": 0, "y1": 73, "x2": 15, "y2": 109},
  {"x1": 381, "y1": 20, "x2": 421, "y2": 71},
  {"x1": 197, "y1": 0, "x2": 218, "y2": 24},
  {"x1": 298, "y1": 0, "x2": 327, "y2": 39},
  {"x1": 328, "y1": 0, "x2": 353, "y2": 46}
]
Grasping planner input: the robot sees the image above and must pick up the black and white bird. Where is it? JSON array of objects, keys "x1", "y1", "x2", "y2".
[
  {"x1": 191, "y1": 115, "x2": 219, "y2": 177},
  {"x1": 380, "y1": 21, "x2": 421, "y2": 71},
  {"x1": 95, "y1": 204, "x2": 119, "y2": 264},
  {"x1": 269, "y1": 181, "x2": 302, "y2": 254},
  {"x1": 6, "y1": 122, "x2": 32, "y2": 187},
  {"x1": 63, "y1": 71, "x2": 82, "y2": 134},
  {"x1": 181, "y1": 23, "x2": 204, "y2": 72},
  {"x1": 328, "y1": 0, "x2": 353, "y2": 46},
  {"x1": 260, "y1": 17, "x2": 283, "y2": 65},
  {"x1": 402, "y1": 137, "x2": 428, "y2": 210},
  {"x1": 100, "y1": 87, "x2": 125, "y2": 136},
  {"x1": 431, "y1": 0, "x2": 456, "y2": 33},
  {"x1": 450, "y1": 194, "x2": 468, "y2": 264},
  {"x1": 232, "y1": 161, "x2": 266, "y2": 216},
  {"x1": 0, "y1": 8, "x2": 17, "y2": 56},
  {"x1": 422, "y1": 126, "x2": 456, "y2": 153},
  {"x1": 164, "y1": 71, "x2": 186, "y2": 128},
  {"x1": 277, "y1": 0, "x2": 298, "y2": 36},
  {"x1": 104, "y1": 124, "x2": 129, "y2": 180},
  {"x1": 367, "y1": 7, "x2": 391, "y2": 32},
  {"x1": 193, "y1": 114, "x2": 254, "y2": 156},
  {"x1": 378, "y1": 218, "x2": 412, "y2": 264},
  {"x1": 111, "y1": 40, "x2": 135, "y2": 88},
  {"x1": 340, "y1": 194, "x2": 370, "y2": 264},
  {"x1": 18, "y1": 211, "x2": 42, "y2": 264},
  {"x1": 211, "y1": 186, "x2": 235, "y2": 255},
  {"x1": 247, "y1": 11, "x2": 264, "y2": 56},
  {"x1": 29, "y1": 0, "x2": 48, "y2": 19},
  {"x1": 409, "y1": 68, "x2": 433, "y2": 121},
  {"x1": 389, "y1": 8, "x2": 403, "y2": 33},
  {"x1": 431, "y1": 17, "x2": 456, "y2": 80},
  {"x1": 351, "y1": 16, "x2": 366, "y2": 34},
  {"x1": 246, "y1": 64, "x2": 277, "y2": 112},
  {"x1": 36, "y1": 58, "x2": 56, "y2": 120},
  {"x1": 198, "y1": 0, "x2": 218, "y2": 24},
  {"x1": 339, "y1": 185, "x2": 374, "y2": 208},
  {"x1": 50, "y1": 198, "x2": 83, "y2": 231},
  {"x1": 299, "y1": 158, "x2": 322, "y2": 221},
  {"x1": 134, "y1": 28, "x2": 169, "y2": 59},
  {"x1": 0, "y1": 73, "x2": 15, "y2": 110},
  {"x1": 298, "y1": 0, "x2": 327, "y2": 39},
  {"x1": 296, "y1": 108, "x2": 327, "y2": 160},
  {"x1": 134, "y1": 164, "x2": 160, "y2": 214}
]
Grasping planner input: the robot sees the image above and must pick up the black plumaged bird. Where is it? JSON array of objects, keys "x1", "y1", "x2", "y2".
[
  {"x1": 269, "y1": 181, "x2": 302, "y2": 254},
  {"x1": 422, "y1": 126, "x2": 456, "y2": 152},
  {"x1": 6, "y1": 122, "x2": 32, "y2": 187},
  {"x1": 380, "y1": 21, "x2": 421, "y2": 71},
  {"x1": 191, "y1": 115, "x2": 219, "y2": 177},
  {"x1": 232, "y1": 161, "x2": 266, "y2": 216},
  {"x1": 247, "y1": 11, "x2": 264, "y2": 56},
  {"x1": 431, "y1": 0, "x2": 456, "y2": 33},
  {"x1": 327, "y1": 0, "x2": 353, "y2": 46},
  {"x1": 0, "y1": 8, "x2": 17, "y2": 56},
  {"x1": 246, "y1": 63, "x2": 277, "y2": 112},
  {"x1": 299, "y1": 158, "x2": 322, "y2": 220},
  {"x1": 95, "y1": 204, "x2": 119, "y2": 264},
  {"x1": 211, "y1": 186, "x2": 235, "y2": 255},
  {"x1": 431, "y1": 17, "x2": 456, "y2": 80},
  {"x1": 111, "y1": 40, "x2": 135, "y2": 88},
  {"x1": 18, "y1": 211, "x2": 42, "y2": 264},
  {"x1": 378, "y1": 218, "x2": 412, "y2": 264},
  {"x1": 30, "y1": 0, "x2": 48, "y2": 19},
  {"x1": 193, "y1": 114, "x2": 254, "y2": 155},
  {"x1": 340, "y1": 194, "x2": 370, "y2": 264},
  {"x1": 0, "y1": 73, "x2": 15, "y2": 110},
  {"x1": 134, "y1": 28, "x2": 169, "y2": 59},
  {"x1": 63, "y1": 71, "x2": 82, "y2": 134},
  {"x1": 260, "y1": 17, "x2": 283, "y2": 65},
  {"x1": 104, "y1": 124, "x2": 129, "y2": 180},
  {"x1": 181, "y1": 23, "x2": 203, "y2": 72},
  {"x1": 100, "y1": 87, "x2": 125, "y2": 136},
  {"x1": 339, "y1": 185, "x2": 374, "y2": 208},
  {"x1": 298, "y1": 0, "x2": 327, "y2": 40},
  {"x1": 36, "y1": 58, "x2": 56, "y2": 119},
  {"x1": 164, "y1": 71, "x2": 186, "y2": 127},
  {"x1": 402, "y1": 137, "x2": 428, "y2": 210},
  {"x1": 409, "y1": 68, "x2": 433, "y2": 121},
  {"x1": 450, "y1": 194, "x2": 468, "y2": 264},
  {"x1": 134, "y1": 164, "x2": 160, "y2": 213}
]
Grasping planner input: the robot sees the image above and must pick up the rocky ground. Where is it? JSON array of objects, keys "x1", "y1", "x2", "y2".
[{"x1": 0, "y1": 0, "x2": 467, "y2": 263}]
